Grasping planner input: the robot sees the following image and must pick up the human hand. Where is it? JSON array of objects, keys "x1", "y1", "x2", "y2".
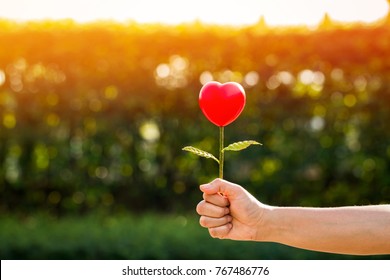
[
  {"x1": 196, "y1": 178, "x2": 268, "y2": 241},
  {"x1": 197, "y1": 179, "x2": 390, "y2": 255}
]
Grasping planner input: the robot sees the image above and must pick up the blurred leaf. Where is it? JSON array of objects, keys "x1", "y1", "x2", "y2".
[
  {"x1": 182, "y1": 146, "x2": 219, "y2": 164},
  {"x1": 223, "y1": 140, "x2": 262, "y2": 152}
]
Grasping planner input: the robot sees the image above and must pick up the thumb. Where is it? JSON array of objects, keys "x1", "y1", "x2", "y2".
[{"x1": 200, "y1": 178, "x2": 240, "y2": 199}]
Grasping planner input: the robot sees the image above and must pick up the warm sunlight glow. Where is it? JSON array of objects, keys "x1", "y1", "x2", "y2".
[{"x1": 0, "y1": 0, "x2": 388, "y2": 26}]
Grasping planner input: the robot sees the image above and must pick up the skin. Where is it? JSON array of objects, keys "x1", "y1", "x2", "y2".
[{"x1": 196, "y1": 178, "x2": 390, "y2": 255}]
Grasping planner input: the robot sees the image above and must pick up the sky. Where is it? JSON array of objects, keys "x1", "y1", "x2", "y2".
[{"x1": 0, "y1": 0, "x2": 388, "y2": 26}]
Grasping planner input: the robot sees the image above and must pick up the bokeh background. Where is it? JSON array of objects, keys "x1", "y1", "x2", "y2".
[{"x1": 1, "y1": 0, "x2": 390, "y2": 259}]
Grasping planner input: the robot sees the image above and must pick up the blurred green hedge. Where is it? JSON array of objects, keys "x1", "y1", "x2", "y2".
[
  {"x1": 0, "y1": 20, "x2": 390, "y2": 216},
  {"x1": 1, "y1": 213, "x2": 388, "y2": 260}
]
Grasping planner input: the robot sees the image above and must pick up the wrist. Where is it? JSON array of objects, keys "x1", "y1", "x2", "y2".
[{"x1": 254, "y1": 203, "x2": 276, "y2": 242}]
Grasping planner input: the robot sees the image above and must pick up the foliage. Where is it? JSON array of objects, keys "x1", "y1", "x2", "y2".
[
  {"x1": 223, "y1": 141, "x2": 262, "y2": 152},
  {"x1": 182, "y1": 146, "x2": 220, "y2": 163},
  {"x1": 0, "y1": 19, "x2": 390, "y2": 217},
  {"x1": 0, "y1": 213, "x2": 388, "y2": 260}
]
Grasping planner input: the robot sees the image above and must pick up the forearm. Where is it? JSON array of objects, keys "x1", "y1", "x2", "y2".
[{"x1": 259, "y1": 205, "x2": 390, "y2": 255}]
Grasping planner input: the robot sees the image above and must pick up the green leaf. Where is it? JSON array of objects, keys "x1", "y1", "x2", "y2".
[
  {"x1": 222, "y1": 140, "x2": 262, "y2": 152},
  {"x1": 182, "y1": 146, "x2": 219, "y2": 164}
]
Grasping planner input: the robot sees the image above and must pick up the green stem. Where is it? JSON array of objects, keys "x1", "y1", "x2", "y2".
[{"x1": 219, "y1": 126, "x2": 224, "y2": 179}]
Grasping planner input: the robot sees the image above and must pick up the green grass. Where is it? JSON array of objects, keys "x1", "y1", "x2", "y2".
[{"x1": 0, "y1": 212, "x2": 388, "y2": 260}]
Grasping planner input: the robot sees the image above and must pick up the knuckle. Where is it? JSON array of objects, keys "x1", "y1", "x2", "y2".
[
  {"x1": 196, "y1": 200, "x2": 205, "y2": 214},
  {"x1": 208, "y1": 227, "x2": 219, "y2": 238},
  {"x1": 199, "y1": 216, "x2": 207, "y2": 227},
  {"x1": 209, "y1": 224, "x2": 230, "y2": 239},
  {"x1": 212, "y1": 178, "x2": 223, "y2": 185},
  {"x1": 218, "y1": 207, "x2": 227, "y2": 217}
]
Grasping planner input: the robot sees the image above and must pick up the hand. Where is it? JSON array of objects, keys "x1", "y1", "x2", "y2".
[
  {"x1": 196, "y1": 178, "x2": 268, "y2": 241},
  {"x1": 196, "y1": 179, "x2": 390, "y2": 255}
]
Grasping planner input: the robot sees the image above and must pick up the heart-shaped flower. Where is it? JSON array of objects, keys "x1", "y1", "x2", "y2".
[
  {"x1": 183, "y1": 80, "x2": 259, "y2": 179},
  {"x1": 199, "y1": 81, "x2": 246, "y2": 127}
]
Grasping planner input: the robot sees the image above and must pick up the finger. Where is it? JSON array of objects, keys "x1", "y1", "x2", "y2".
[
  {"x1": 196, "y1": 200, "x2": 229, "y2": 218},
  {"x1": 208, "y1": 223, "x2": 233, "y2": 239},
  {"x1": 199, "y1": 215, "x2": 232, "y2": 228},
  {"x1": 200, "y1": 178, "x2": 241, "y2": 199},
  {"x1": 203, "y1": 193, "x2": 230, "y2": 207}
]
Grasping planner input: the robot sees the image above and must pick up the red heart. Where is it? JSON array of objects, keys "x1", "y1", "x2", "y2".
[{"x1": 199, "y1": 81, "x2": 246, "y2": 127}]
